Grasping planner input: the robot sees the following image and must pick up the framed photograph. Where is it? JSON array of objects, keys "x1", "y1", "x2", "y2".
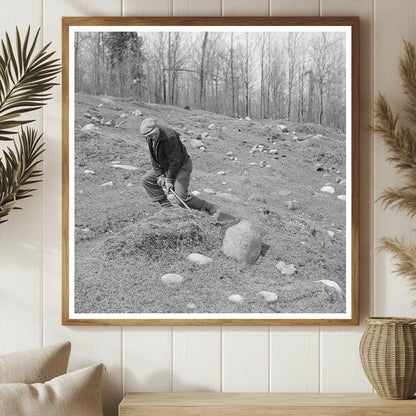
[{"x1": 62, "y1": 16, "x2": 359, "y2": 326}]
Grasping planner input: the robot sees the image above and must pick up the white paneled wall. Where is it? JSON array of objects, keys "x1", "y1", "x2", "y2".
[{"x1": 1, "y1": 0, "x2": 415, "y2": 415}]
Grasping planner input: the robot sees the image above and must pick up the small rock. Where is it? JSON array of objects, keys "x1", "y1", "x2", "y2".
[
  {"x1": 111, "y1": 164, "x2": 138, "y2": 171},
  {"x1": 222, "y1": 127, "x2": 227, "y2": 130},
  {"x1": 217, "y1": 193, "x2": 240, "y2": 203},
  {"x1": 201, "y1": 132, "x2": 209, "y2": 139},
  {"x1": 327, "y1": 230, "x2": 335, "y2": 238},
  {"x1": 111, "y1": 160, "x2": 120, "y2": 164},
  {"x1": 257, "y1": 291, "x2": 278, "y2": 302},
  {"x1": 278, "y1": 125, "x2": 289, "y2": 132},
  {"x1": 317, "y1": 279, "x2": 342, "y2": 293},
  {"x1": 100, "y1": 181, "x2": 113, "y2": 187},
  {"x1": 336, "y1": 170, "x2": 341, "y2": 174},
  {"x1": 276, "y1": 261, "x2": 296, "y2": 275},
  {"x1": 126, "y1": 183, "x2": 133, "y2": 187},
  {"x1": 132, "y1": 109, "x2": 143, "y2": 116},
  {"x1": 187, "y1": 253, "x2": 212, "y2": 266},
  {"x1": 203, "y1": 188, "x2": 216, "y2": 195},
  {"x1": 259, "y1": 160, "x2": 266, "y2": 168},
  {"x1": 208, "y1": 123, "x2": 216, "y2": 130},
  {"x1": 82, "y1": 123, "x2": 97, "y2": 131},
  {"x1": 226, "y1": 151, "x2": 233, "y2": 156},
  {"x1": 120, "y1": 113, "x2": 129, "y2": 118},
  {"x1": 186, "y1": 303, "x2": 196, "y2": 309},
  {"x1": 228, "y1": 294, "x2": 244, "y2": 303},
  {"x1": 83, "y1": 112, "x2": 92, "y2": 119},
  {"x1": 249, "y1": 162, "x2": 258, "y2": 166},
  {"x1": 105, "y1": 119, "x2": 115, "y2": 127},
  {"x1": 245, "y1": 116, "x2": 251, "y2": 121},
  {"x1": 336, "y1": 176, "x2": 343, "y2": 183},
  {"x1": 191, "y1": 190, "x2": 201, "y2": 197},
  {"x1": 190, "y1": 138, "x2": 205, "y2": 148},
  {"x1": 269, "y1": 149, "x2": 278, "y2": 155},
  {"x1": 200, "y1": 146, "x2": 206, "y2": 152},
  {"x1": 320, "y1": 186, "x2": 335, "y2": 194},
  {"x1": 265, "y1": 165, "x2": 272, "y2": 168},
  {"x1": 84, "y1": 169, "x2": 95, "y2": 174},
  {"x1": 285, "y1": 200, "x2": 299, "y2": 210},
  {"x1": 222, "y1": 220, "x2": 262, "y2": 265},
  {"x1": 217, "y1": 171, "x2": 226, "y2": 175},
  {"x1": 161, "y1": 273, "x2": 184, "y2": 286},
  {"x1": 81, "y1": 228, "x2": 91, "y2": 233},
  {"x1": 337, "y1": 195, "x2": 347, "y2": 201}
]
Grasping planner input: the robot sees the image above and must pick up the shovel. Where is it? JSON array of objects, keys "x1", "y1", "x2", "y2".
[{"x1": 167, "y1": 188, "x2": 192, "y2": 212}]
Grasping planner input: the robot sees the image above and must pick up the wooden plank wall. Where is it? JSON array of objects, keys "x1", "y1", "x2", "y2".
[{"x1": 1, "y1": 0, "x2": 416, "y2": 415}]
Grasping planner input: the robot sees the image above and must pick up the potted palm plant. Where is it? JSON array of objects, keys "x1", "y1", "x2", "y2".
[{"x1": 0, "y1": 27, "x2": 60, "y2": 223}]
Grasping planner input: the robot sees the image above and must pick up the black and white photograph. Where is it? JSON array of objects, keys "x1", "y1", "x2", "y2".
[{"x1": 63, "y1": 18, "x2": 358, "y2": 324}]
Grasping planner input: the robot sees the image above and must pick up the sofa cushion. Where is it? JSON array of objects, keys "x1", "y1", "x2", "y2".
[
  {"x1": 0, "y1": 342, "x2": 71, "y2": 384},
  {"x1": 0, "y1": 363, "x2": 104, "y2": 416}
]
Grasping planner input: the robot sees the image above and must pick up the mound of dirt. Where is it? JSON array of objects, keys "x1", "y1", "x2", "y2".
[{"x1": 100, "y1": 208, "x2": 219, "y2": 259}]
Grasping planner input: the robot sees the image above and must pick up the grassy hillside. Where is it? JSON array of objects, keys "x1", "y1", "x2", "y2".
[{"x1": 73, "y1": 93, "x2": 347, "y2": 314}]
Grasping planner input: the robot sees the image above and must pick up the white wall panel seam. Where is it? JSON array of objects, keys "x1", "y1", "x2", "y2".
[
  {"x1": 268, "y1": 326, "x2": 271, "y2": 393},
  {"x1": 171, "y1": 327, "x2": 174, "y2": 392},
  {"x1": 220, "y1": 326, "x2": 223, "y2": 392}
]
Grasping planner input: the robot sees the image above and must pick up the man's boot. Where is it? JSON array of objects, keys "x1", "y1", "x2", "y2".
[{"x1": 185, "y1": 195, "x2": 217, "y2": 215}]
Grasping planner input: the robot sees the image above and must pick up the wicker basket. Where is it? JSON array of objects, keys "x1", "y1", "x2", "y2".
[{"x1": 359, "y1": 317, "x2": 416, "y2": 399}]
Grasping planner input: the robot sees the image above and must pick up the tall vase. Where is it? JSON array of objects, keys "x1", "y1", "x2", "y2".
[{"x1": 359, "y1": 317, "x2": 416, "y2": 399}]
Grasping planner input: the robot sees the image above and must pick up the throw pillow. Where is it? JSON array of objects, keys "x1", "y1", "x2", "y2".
[
  {"x1": 0, "y1": 363, "x2": 104, "y2": 416},
  {"x1": 0, "y1": 341, "x2": 71, "y2": 384}
]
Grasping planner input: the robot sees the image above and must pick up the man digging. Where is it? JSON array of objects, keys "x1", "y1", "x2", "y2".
[{"x1": 140, "y1": 117, "x2": 217, "y2": 214}]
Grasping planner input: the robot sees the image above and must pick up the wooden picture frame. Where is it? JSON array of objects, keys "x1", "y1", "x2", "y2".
[{"x1": 62, "y1": 16, "x2": 359, "y2": 326}]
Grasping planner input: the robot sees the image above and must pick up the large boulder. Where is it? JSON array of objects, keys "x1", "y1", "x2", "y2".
[{"x1": 222, "y1": 220, "x2": 262, "y2": 265}]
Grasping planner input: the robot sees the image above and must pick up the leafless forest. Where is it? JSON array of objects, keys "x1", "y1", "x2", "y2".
[{"x1": 75, "y1": 30, "x2": 346, "y2": 131}]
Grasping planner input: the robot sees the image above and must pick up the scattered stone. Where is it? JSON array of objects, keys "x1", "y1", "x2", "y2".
[
  {"x1": 315, "y1": 163, "x2": 324, "y2": 171},
  {"x1": 126, "y1": 183, "x2": 133, "y2": 187},
  {"x1": 111, "y1": 164, "x2": 138, "y2": 171},
  {"x1": 336, "y1": 170, "x2": 341, "y2": 174},
  {"x1": 161, "y1": 273, "x2": 184, "y2": 286},
  {"x1": 217, "y1": 171, "x2": 226, "y2": 175},
  {"x1": 190, "y1": 138, "x2": 205, "y2": 148},
  {"x1": 327, "y1": 230, "x2": 335, "y2": 238},
  {"x1": 266, "y1": 165, "x2": 272, "y2": 168},
  {"x1": 110, "y1": 160, "x2": 120, "y2": 164},
  {"x1": 285, "y1": 200, "x2": 299, "y2": 210},
  {"x1": 245, "y1": 116, "x2": 251, "y2": 121},
  {"x1": 82, "y1": 123, "x2": 97, "y2": 131},
  {"x1": 337, "y1": 195, "x2": 347, "y2": 201},
  {"x1": 187, "y1": 253, "x2": 212, "y2": 265},
  {"x1": 222, "y1": 126, "x2": 227, "y2": 130},
  {"x1": 208, "y1": 123, "x2": 216, "y2": 130},
  {"x1": 186, "y1": 303, "x2": 196, "y2": 309},
  {"x1": 100, "y1": 181, "x2": 113, "y2": 187},
  {"x1": 191, "y1": 190, "x2": 201, "y2": 197},
  {"x1": 81, "y1": 228, "x2": 91, "y2": 233},
  {"x1": 84, "y1": 169, "x2": 95, "y2": 174},
  {"x1": 320, "y1": 186, "x2": 335, "y2": 194},
  {"x1": 259, "y1": 160, "x2": 266, "y2": 168},
  {"x1": 217, "y1": 193, "x2": 240, "y2": 203},
  {"x1": 200, "y1": 146, "x2": 206, "y2": 152},
  {"x1": 83, "y1": 112, "x2": 92, "y2": 119},
  {"x1": 249, "y1": 162, "x2": 258, "y2": 166},
  {"x1": 276, "y1": 261, "x2": 296, "y2": 275},
  {"x1": 278, "y1": 190, "x2": 292, "y2": 197},
  {"x1": 105, "y1": 119, "x2": 116, "y2": 127},
  {"x1": 278, "y1": 125, "x2": 289, "y2": 132},
  {"x1": 317, "y1": 279, "x2": 342, "y2": 293},
  {"x1": 120, "y1": 113, "x2": 129, "y2": 118},
  {"x1": 222, "y1": 220, "x2": 262, "y2": 265},
  {"x1": 203, "y1": 188, "x2": 216, "y2": 195},
  {"x1": 257, "y1": 291, "x2": 278, "y2": 302},
  {"x1": 269, "y1": 149, "x2": 278, "y2": 155},
  {"x1": 132, "y1": 109, "x2": 143, "y2": 116},
  {"x1": 221, "y1": 182, "x2": 228, "y2": 185},
  {"x1": 212, "y1": 211, "x2": 239, "y2": 225},
  {"x1": 228, "y1": 294, "x2": 244, "y2": 303},
  {"x1": 226, "y1": 151, "x2": 233, "y2": 156},
  {"x1": 97, "y1": 103, "x2": 103, "y2": 108},
  {"x1": 201, "y1": 132, "x2": 209, "y2": 139},
  {"x1": 336, "y1": 176, "x2": 343, "y2": 183}
]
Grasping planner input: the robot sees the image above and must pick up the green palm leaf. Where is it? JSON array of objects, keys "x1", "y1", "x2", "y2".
[
  {"x1": 0, "y1": 127, "x2": 45, "y2": 223},
  {"x1": 0, "y1": 27, "x2": 61, "y2": 141}
]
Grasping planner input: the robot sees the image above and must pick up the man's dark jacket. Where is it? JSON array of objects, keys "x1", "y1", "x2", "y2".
[{"x1": 146, "y1": 125, "x2": 190, "y2": 180}]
